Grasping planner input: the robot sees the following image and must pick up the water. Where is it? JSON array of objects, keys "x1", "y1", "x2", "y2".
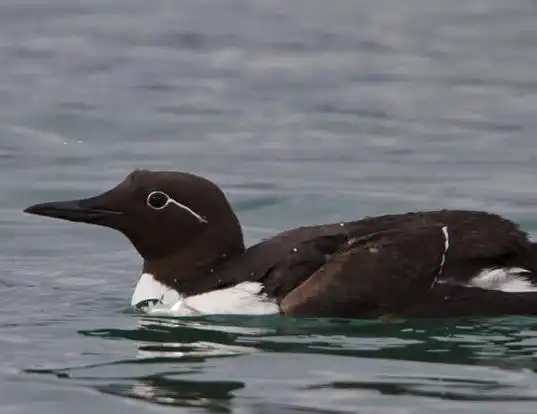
[{"x1": 2, "y1": 0, "x2": 537, "y2": 412}]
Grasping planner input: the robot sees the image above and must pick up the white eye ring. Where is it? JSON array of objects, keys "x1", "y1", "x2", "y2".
[
  {"x1": 146, "y1": 191, "x2": 208, "y2": 224},
  {"x1": 146, "y1": 191, "x2": 169, "y2": 210}
]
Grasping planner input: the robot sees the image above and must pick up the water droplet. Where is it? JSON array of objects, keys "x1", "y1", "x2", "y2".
[
  {"x1": 369, "y1": 247, "x2": 379, "y2": 254},
  {"x1": 292, "y1": 248, "x2": 298, "y2": 252},
  {"x1": 210, "y1": 269, "x2": 214, "y2": 273},
  {"x1": 339, "y1": 222, "x2": 345, "y2": 227}
]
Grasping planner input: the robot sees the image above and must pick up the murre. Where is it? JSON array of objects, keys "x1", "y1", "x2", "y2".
[{"x1": 24, "y1": 169, "x2": 537, "y2": 318}]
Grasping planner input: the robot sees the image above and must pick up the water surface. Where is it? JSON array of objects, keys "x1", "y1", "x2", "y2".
[{"x1": 2, "y1": 1, "x2": 537, "y2": 412}]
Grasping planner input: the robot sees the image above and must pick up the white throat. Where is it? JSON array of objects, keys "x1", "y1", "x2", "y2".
[{"x1": 131, "y1": 273, "x2": 279, "y2": 317}]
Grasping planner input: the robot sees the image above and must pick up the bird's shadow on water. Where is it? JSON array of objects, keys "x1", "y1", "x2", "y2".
[{"x1": 23, "y1": 314, "x2": 537, "y2": 411}]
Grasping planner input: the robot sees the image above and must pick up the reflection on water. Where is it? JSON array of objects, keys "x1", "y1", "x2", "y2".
[
  {"x1": 24, "y1": 316, "x2": 537, "y2": 411},
  {"x1": 100, "y1": 378, "x2": 245, "y2": 411}
]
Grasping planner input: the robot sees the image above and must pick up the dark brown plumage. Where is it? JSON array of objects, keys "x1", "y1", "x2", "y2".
[{"x1": 23, "y1": 169, "x2": 537, "y2": 318}]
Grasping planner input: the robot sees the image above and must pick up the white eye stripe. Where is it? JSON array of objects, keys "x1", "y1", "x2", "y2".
[
  {"x1": 167, "y1": 198, "x2": 208, "y2": 224},
  {"x1": 146, "y1": 191, "x2": 208, "y2": 224}
]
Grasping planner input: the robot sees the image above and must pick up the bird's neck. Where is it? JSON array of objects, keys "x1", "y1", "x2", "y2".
[{"x1": 143, "y1": 228, "x2": 245, "y2": 296}]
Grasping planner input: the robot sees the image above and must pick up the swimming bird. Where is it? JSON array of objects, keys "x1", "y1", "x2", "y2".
[{"x1": 23, "y1": 169, "x2": 537, "y2": 318}]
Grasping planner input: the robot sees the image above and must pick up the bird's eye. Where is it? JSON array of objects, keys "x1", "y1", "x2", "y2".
[{"x1": 146, "y1": 191, "x2": 169, "y2": 210}]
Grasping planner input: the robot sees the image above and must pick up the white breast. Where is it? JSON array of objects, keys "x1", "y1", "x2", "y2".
[{"x1": 131, "y1": 273, "x2": 280, "y2": 317}]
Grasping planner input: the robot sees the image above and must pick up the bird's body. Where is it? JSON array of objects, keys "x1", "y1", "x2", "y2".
[{"x1": 24, "y1": 170, "x2": 537, "y2": 319}]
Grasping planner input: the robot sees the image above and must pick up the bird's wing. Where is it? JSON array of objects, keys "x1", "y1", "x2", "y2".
[{"x1": 278, "y1": 222, "x2": 535, "y2": 318}]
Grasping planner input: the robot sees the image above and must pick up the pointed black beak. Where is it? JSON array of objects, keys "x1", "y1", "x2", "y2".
[{"x1": 24, "y1": 200, "x2": 124, "y2": 223}]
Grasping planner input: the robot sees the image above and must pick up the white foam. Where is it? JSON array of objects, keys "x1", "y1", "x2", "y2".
[
  {"x1": 468, "y1": 267, "x2": 537, "y2": 292},
  {"x1": 131, "y1": 273, "x2": 279, "y2": 317}
]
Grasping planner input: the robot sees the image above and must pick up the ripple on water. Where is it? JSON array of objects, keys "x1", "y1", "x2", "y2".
[{"x1": 21, "y1": 316, "x2": 537, "y2": 412}]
